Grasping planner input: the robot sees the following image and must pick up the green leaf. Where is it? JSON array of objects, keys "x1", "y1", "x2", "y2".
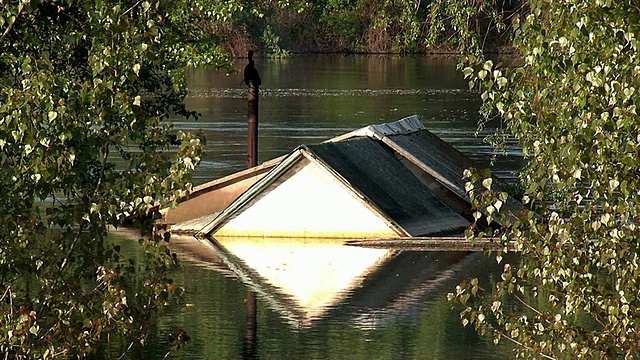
[
  {"x1": 29, "y1": 325, "x2": 39, "y2": 335},
  {"x1": 482, "y1": 178, "x2": 492, "y2": 190}
]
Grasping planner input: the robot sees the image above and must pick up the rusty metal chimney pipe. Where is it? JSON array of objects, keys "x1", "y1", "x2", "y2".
[
  {"x1": 247, "y1": 84, "x2": 258, "y2": 168},
  {"x1": 244, "y1": 49, "x2": 261, "y2": 169}
]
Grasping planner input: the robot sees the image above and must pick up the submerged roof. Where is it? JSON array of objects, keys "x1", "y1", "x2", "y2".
[
  {"x1": 385, "y1": 128, "x2": 473, "y2": 200},
  {"x1": 198, "y1": 134, "x2": 469, "y2": 238},
  {"x1": 329, "y1": 115, "x2": 471, "y2": 199},
  {"x1": 333, "y1": 115, "x2": 525, "y2": 224},
  {"x1": 327, "y1": 115, "x2": 426, "y2": 142},
  {"x1": 189, "y1": 115, "x2": 523, "y2": 238}
]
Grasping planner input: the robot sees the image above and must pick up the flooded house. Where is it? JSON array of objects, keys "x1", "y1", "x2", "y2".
[
  {"x1": 158, "y1": 115, "x2": 522, "y2": 328},
  {"x1": 166, "y1": 115, "x2": 521, "y2": 238},
  {"x1": 197, "y1": 135, "x2": 470, "y2": 238}
]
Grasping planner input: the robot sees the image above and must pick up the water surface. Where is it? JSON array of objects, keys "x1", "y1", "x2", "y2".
[{"x1": 175, "y1": 55, "x2": 520, "y2": 184}]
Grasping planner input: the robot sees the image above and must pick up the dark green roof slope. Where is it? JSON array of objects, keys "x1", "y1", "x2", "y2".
[
  {"x1": 383, "y1": 129, "x2": 527, "y2": 224},
  {"x1": 305, "y1": 137, "x2": 469, "y2": 236},
  {"x1": 385, "y1": 130, "x2": 474, "y2": 199}
]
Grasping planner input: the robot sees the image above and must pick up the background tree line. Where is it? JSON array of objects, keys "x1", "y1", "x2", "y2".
[{"x1": 215, "y1": 0, "x2": 524, "y2": 56}]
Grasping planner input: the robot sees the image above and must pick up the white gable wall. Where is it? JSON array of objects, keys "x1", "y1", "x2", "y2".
[{"x1": 213, "y1": 160, "x2": 401, "y2": 238}]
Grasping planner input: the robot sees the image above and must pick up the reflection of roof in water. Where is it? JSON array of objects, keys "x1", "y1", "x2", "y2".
[
  {"x1": 111, "y1": 229, "x2": 484, "y2": 330},
  {"x1": 330, "y1": 251, "x2": 476, "y2": 329},
  {"x1": 167, "y1": 235, "x2": 478, "y2": 330},
  {"x1": 205, "y1": 236, "x2": 397, "y2": 328},
  {"x1": 166, "y1": 234, "x2": 237, "y2": 278}
]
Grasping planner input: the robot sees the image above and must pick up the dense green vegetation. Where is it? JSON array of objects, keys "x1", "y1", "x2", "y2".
[
  {"x1": 0, "y1": 0, "x2": 241, "y2": 357},
  {"x1": 432, "y1": 0, "x2": 640, "y2": 358},
  {"x1": 217, "y1": 0, "x2": 522, "y2": 56}
]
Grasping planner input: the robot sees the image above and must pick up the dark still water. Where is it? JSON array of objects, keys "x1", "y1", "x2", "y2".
[{"x1": 114, "y1": 55, "x2": 521, "y2": 359}]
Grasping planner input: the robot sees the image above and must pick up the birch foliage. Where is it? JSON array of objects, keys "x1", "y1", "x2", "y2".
[
  {"x1": 431, "y1": 1, "x2": 640, "y2": 358},
  {"x1": 0, "y1": 0, "x2": 241, "y2": 357}
]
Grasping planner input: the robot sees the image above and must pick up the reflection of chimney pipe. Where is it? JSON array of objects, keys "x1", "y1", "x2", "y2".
[
  {"x1": 244, "y1": 50, "x2": 261, "y2": 168},
  {"x1": 244, "y1": 289, "x2": 258, "y2": 359}
]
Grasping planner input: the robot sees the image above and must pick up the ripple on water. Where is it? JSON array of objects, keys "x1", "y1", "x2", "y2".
[{"x1": 186, "y1": 87, "x2": 477, "y2": 100}]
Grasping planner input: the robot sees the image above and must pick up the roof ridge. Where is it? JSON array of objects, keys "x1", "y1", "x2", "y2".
[{"x1": 325, "y1": 114, "x2": 424, "y2": 143}]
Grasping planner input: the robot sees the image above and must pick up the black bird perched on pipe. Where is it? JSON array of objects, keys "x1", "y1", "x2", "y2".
[{"x1": 243, "y1": 50, "x2": 261, "y2": 87}]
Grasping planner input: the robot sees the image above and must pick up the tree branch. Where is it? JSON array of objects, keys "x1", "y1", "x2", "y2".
[
  {"x1": 121, "y1": 0, "x2": 144, "y2": 18},
  {"x1": 494, "y1": 329, "x2": 557, "y2": 360},
  {"x1": 513, "y1": 293, "x2": 543, "y2": 317},
  {"x1": 58, "y1": 222, "x2": 86, "y2": 276}
]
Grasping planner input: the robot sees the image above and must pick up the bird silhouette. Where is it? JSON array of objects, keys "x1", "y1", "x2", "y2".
[{"x1": 243, "y1": 50, "x2": 261, "y2": 87}]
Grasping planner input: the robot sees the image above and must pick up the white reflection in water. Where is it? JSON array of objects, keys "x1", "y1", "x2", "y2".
[
  {"x1": 168, "y1": 235, "x2": 473, "y2": 330},
  {"x1": 209, "y1": 237, "x2": 394, "y2": 327}
]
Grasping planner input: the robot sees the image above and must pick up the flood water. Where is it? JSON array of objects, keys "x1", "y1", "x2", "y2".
[{"x1": 114, "y1": 55, "x2": 521, "y2": 359}]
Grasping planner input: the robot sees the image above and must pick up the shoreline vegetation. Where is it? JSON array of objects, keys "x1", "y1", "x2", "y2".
[{"x1": 215, "y1": 1, "x2": 522, "y2": 59}]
